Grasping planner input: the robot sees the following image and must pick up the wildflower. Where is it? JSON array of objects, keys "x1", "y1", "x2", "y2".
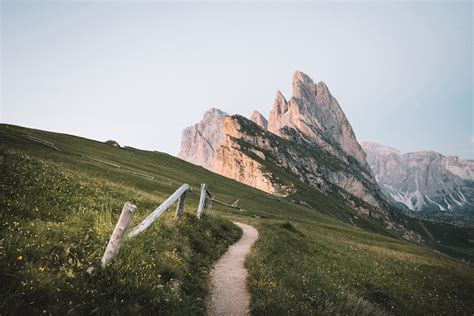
[{"x1": 17, "y1": 255, "x2": 23, "y2": 261}]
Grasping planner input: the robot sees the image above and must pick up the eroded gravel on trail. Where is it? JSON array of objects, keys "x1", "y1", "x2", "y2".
[{"x1": 206, "y1": 222, "x2": 259, "y2": 316}]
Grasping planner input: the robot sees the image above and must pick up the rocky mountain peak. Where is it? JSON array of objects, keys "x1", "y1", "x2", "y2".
[
  {"x1": 204, "y1": 107, "x2": 226, "y2": 120},
  {"x1": 268, "y1": 90, "x2": 290, "y2": 133},
  {"x1": 292, "y1": 70, "x2": 318, "y2": 100},
  {"x1": 268, "y1": 71, "x2": 370, "y2": 173},
  {"x1": 178, "y1": 108, "x2": 227, "y2": 170},
  {"x1": 274, "y1": 90, "x2": 288, "y2": 113},
  {"x1": 250, "y1": 111, "x2": 268, "y2": 130},
  {"x1": 179, "y1": 71, "x2": 388, "y2": 215}
]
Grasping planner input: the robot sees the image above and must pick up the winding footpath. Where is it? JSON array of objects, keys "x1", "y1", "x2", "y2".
[{"x1": 206, "y1": 222, "x2": 259, "y2": 316}]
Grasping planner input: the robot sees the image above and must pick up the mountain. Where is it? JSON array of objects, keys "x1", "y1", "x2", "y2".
[
  {"x1": 362, "y1": 142, "x2": 474, "y2": 218},
  {"x1": 179, "y1": 71, "x2": 390, "y2": 221},
  {"x1": 268, "y1": 71, "x2": 370, "y2": 171},
  {"x1": 178, "y1": 108, "x2": 227, "y2": 170}
]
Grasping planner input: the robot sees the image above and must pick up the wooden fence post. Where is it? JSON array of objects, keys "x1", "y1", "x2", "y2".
[
  {"x1": 207, "y1": 190, "x2": 213, "y2": 212},
  {"x1": 127, "y1": 184, "x2": 189, "y2": 237},
  {"x1": 197, "y1": 183, "x2": 207, "y2": 219},
  {"x1": 101, "y1": 202, "x2": 137, "y2": 268},
  {"x1": 207, "y1": 197, "x2": 212, "y2": 212},
  {"x1": 175, "y1": 190, "x2": 187, "y2": 218}
]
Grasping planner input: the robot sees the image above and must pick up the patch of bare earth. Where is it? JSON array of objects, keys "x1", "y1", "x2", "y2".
[{"x1": 206, "y1": 222, "x2": 259, "y2": 316}]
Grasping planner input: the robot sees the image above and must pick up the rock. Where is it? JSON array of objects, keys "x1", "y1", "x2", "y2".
[
  {"x1": 105, "y1": 140, "x2": 121, "y2": 148},
  {"x1": 178, "y1": 108, "x2": 227, "y2": 170},
  {"x1": 178, "y1": 71, "x2": 390, "y2": 217},
  {"x1": 213, "y1": 116, "x2": 294, "y2": 196},
  {"x1": 268, "y1": 71, "x2": 371, "y2": 173},
  {"x1": 178, "y1": 108, "x2": 291, "y2": 196},
  {"x1": 86, "y1": 266, "x2": 97, "y2": 276},
  {"x1": 363, "y1": 141, "x2": 473, "y2": 215},
  {"x1": 250, "y1": 111, "x2": 268, "y2": 130}
]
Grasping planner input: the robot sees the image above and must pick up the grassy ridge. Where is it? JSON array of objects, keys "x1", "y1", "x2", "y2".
[{"x1": 1, "y1": 124, "x2": 474, "y2": 315}]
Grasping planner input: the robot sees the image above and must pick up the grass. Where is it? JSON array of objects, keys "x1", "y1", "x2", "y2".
[
  {"x1": 0, "y1": 150, "x2": 241, "y2": 314},
  {"x1": 247, "y1": 221, "x2": 473, "y2": 315},
  {"x1": 1, "y1": 123, "x2": 474, "y2": 315}
]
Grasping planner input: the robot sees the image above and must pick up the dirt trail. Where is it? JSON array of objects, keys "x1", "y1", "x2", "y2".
[{"x1": 206, "y1": 222, "x2": 259, "y2": 316}]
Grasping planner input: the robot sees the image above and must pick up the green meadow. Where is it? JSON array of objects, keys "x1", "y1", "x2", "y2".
[{"x1": 1, "y1": 124, "x2": 473, "y2": 315}]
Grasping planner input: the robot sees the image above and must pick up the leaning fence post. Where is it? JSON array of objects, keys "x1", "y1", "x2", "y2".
[
  {"x1": 197, "y1": 183, "x2": 207, "y2": 219},
  {"x1": 100, "y1": 202, "x2": 137, "y2": 269},
  {"x1": 175, "y1": 190, "x2": 187, "y2": 218},
  {"x1": 127, "y1": 184, "x2": 189, "y2": 237}
]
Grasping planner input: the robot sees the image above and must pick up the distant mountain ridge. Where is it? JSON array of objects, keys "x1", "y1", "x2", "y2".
[{"x1": 362, "y1": 141, "x2": 473, "y2": 217}]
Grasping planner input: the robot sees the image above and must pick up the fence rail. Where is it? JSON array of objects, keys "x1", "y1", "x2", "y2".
[
  {"x1": 127, "y1": 184, "x2": 190, "y2": 238},
  {"x1": 19, "y1": 132, "x2": 156, "y2": 181},
  {"x1": 93, "y1": 182, "x2": 224, "y2": 270},
  {"x1": 121, "y1": 169, "x2": 154, "y2": 180},
  {"x1": 27, "y1": 135, "x2": 63, "y2": 152},
  {"x1": 211, "y1": 197, "x2": 240, "y2": 210},
  {"x1": 82, "y1": 155, "x2": 121, "y2": 169}
]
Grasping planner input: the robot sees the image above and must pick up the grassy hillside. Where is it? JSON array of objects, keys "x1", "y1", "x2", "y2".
[
  {"x1": 1, "y1": 150, "x2": 241, "y2": 314},
  {"x1": 1, "y1": 124, "x2": 473, "y2": 315}
]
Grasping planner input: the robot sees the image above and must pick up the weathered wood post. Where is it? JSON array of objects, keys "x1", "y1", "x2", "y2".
[
  {"x1": 207, "y1": 190, "x2": 213, "y2": 212},
  {"x1": 197, "y1": 183, "x2": 207, "y2": 219},
  {"x1": 175, "y1": 190, "x2": 187, "y2": 218},
  {"x1": 127, "y1": 184, "x2": 189, "y2": 237},
  {"x1": 100, "y1": 202, "x2": 137, "y2": 268},
  {"x1": 232, "y1": 199, "x2": 240, "y2": 208}
]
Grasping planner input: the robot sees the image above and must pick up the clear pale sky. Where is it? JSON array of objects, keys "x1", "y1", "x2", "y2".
[{"x1": 1, "y1": 1, "x2": 473, "y2": 159}]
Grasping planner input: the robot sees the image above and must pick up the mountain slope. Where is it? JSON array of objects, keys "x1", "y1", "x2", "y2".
[
  {"x1": 179, "y1": 71, "x2": 388, "y2": 220},
  {"x1": 363, "y1": 141, "x2": 474, "y2": 219},
  {"x1": 2, "y1": 124, "x2": 474, "y2": 315},
  {"x1": 268, "y1": 71, "x2": 370, "y2": 172}
]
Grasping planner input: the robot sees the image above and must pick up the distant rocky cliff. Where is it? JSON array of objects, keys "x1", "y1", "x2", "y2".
[
  {"x1": 363, "y1": 142, "x2": 473, "y2": 216},
  {"x1": 179, "y1": 108, "x2": 226, "y2": 170},
  {"x1": 178, "y1": 71, "x2": 389, "y2": 219}
]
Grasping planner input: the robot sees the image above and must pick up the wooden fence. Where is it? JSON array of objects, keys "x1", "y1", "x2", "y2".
[
  {"x1": 13, "y1": 131, "x2": 240, "y2": 272},
  {"x1": 21, "y1": 133, "x2": 156, "y2": 180},
  {"x1": 27, "y1": 135, "x2": 63, "y2": 152},
  {"x1": 94, "y1": 182, "x2": 220, "y2": 271}
]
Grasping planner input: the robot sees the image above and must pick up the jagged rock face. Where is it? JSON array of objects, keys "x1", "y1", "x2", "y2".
[
  {"x1": 250, "y1": 111, "x2": 268, "y2": 130},
  {"x1": 178, "y1": 108, "x2": 227, "y2": 170},
  {"x1": 363, "y1": 142, "x2": 474, "y2": 214},
  {"x1": 213, "y1": 116, "x2": 293, "y2": 196},
  {"x1": 179, "y1": 110, "x2": 292, "y2": 196},
  {"x1": 268, "y1": 71, "x2": 371, "y2": 174},
  {"x1": 178, "y1": 71, "x2": 389, "y2": 216},
  {"x1": 230, "y1": 117, "x2": 386, "y2": 212}
]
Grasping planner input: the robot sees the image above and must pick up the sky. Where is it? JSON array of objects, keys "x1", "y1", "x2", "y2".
[{"x1": 1, "y1": 1, "x2": 473, "y2": 159}]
